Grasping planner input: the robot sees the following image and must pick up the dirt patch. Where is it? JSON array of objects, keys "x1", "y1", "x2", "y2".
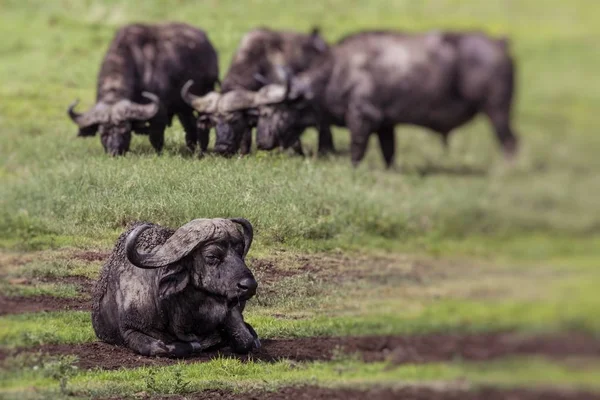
[
  {"x1": 0, "y1": 293, "x2": 90, "y2": 316},
  {"x1": 71, "y1": 250, "x2": 110, "y2": 263},
  {"x1": 249, "y1": 252, "x2": 435, "y2": 288},
  {"x1": 3, "y1": 332, "x2": 599, "y2": 371},
  {"x1": 116, "y1": 386, "x2": 600, "y2": 400},
  {"x1": 0, "y1": 275, "x2": 94, "y2": 316}
]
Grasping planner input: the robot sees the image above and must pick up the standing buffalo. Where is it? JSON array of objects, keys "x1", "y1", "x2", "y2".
[
  {"x1": 68, "y1": 23, "x2": 219, "y2": 156},
  {"x1": 182, "y1": 27, "x2": 334, "y2": 156},
  {"x1": 92, "y1": 218, "x2": 260, "y2": 357},
  {"x1": 252, "y1": 31, "x2": 519, "y2": 167}
]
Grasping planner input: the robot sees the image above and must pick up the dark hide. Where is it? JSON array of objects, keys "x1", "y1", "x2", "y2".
[
  {"x1": 92, "y1": 219, "x2": 260, "y2": 357},
  {"x1": 69, "y1": 23, "x2": 219, "y2": 156},
  {"x1": 256, "y1": 30, "x2": 518, "y2": 167},
  {"x1": 212, "y1": 27, "x2": 333, "y2": 156}
]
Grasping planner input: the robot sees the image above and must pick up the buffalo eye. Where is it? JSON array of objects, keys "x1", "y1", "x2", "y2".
[{"x1": 204, "y1": 254, "x2": 221, "y2": 265}]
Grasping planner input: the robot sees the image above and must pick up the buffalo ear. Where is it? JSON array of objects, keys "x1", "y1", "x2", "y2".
[
  {"x1": 77, "y1": 125, "x2": 99, "y2": 137},
  {"x1": 158, "y1": 264, "x2": 189, "y2": 300},
  {"x1": 310, "y1": 27, "x2": 327, "y2": 53}
]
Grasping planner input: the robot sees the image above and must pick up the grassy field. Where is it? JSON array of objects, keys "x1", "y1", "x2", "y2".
[{"x1": 1, "y1": 0, "x2": 599, "y2": 398}]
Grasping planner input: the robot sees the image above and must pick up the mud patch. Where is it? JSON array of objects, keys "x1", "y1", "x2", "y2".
[
  {"x1": 144, "y1": 386, "x2": 600, "y2": 400},
  {"x1": 3, "y1": 332, "x2": 599, "y2": 371},
  {"x1": 0, "y1": 293, "x2": 90, "y2": 316}
]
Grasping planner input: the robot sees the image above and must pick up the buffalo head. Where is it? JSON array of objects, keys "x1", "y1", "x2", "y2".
[
  {"x1": 182, "y1": 81, "x2": 261, "y2": 156},
  {"x1": 125, "y1": 218, "x2": 256, "y2": 304},
  {"x1": 255, "y1": 74, "x2": 317, "y2": 151},
  {"x1": 68, "y1": 93, "x2": 159, "y2": 156},
  {"x1": 182, "y1": 73, "x2": 301, "y2": 156}
]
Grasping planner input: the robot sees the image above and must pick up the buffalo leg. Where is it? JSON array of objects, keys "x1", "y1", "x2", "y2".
[
  {"x1": 221, "y1": 305, "x2": 260, "y2": 353},
  {"x1": 486, "y1": 106, "x2": 518, "y2": 159},
  {"x1": 148, "y1": 124, "x2": 166, "y2": 154},
  {"x1": 377, "y1": 125, "x2": 396, "y2": 168},
  {"x1": 347, "y1": 113, "x2": 373, "y2": 167},
  {"x1": 122, "y1": 329, "x2": 171, "y2": 357},
  {"x1": 291, "y1": 140, "x2": 304, "y2": 156},
  {"x1": 122, "y1": 329, "x2": 222, "y2": 358},
  {"x1": 240, "y1": 127, "x2": 252, "y2": 155},
  {"x1": 178, "y1": 111, "x2": 199, "y2": 154},
  {"x1": 317, "y1": 124, "x2": 335, "y2": 155}
]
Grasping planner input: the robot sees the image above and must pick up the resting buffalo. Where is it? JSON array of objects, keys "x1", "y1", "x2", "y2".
[
  {"x1": 182, "y1": 27, "x2": 334, "y2": 156},
  {"x1": 92, "y1": 218, "x2": 260, "y2": 357},
  {"x1": 68, "y1": 23, "x2": 219, "y2": 156},
  {"x1": 253, "y1": 30, "x2": 519, "y2": 167}
]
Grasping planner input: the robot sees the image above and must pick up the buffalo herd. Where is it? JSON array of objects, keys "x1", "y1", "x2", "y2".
[
  {"x1": 68, "y1": 22, "x2": 519, "y2": 166},
  {"x1": 83, "y1": 23, "x2": 519, "y2": 357}
]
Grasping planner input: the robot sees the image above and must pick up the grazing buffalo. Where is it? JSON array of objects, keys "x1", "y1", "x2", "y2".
[
  {"x1": 182, "y1": 27, "x2": 334, "y2": 156},
  {"x1": 252, "y1": 31, "x2": 519, "y2": 167},
  {"x1": 68, "y1": 23, "x2": 219, "y2": 156},
  {"x1": 92, "y1": 218, "x2": 260, "y2": 357}
]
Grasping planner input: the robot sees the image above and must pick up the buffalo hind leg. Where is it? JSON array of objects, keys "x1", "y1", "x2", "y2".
[
  {"x1": 178, "y1": 111, "x2": 199, "y2": 154},
  {"x1": 377, "y1": 125, "x2": 396, "y2": 168},
  {"x1": 122, "y1": 329, "x2": 171, "y2": 357},
  {"x1": 486, "y1": 106, "x2": 518, "y2": 159},
  {"x1": 122, "y1": 329, "x2": 221, "y2": 358}
]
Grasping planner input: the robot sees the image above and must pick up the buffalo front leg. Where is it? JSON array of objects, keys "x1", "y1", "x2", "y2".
[
  {"x1": 290, "y1": 139, "x2": 304, "y2": 156},
  {"x1": 347, "y1": 113, "x2": 373, "y2": 167},
  {"x1": 240, "y1": 127, "x2": 252, "y2": 155},
  {"x1": 317, "y1": 124, "x2": 335, "y2": 155},
  {"x1": 148, "y1": 124, "x2": 167, "y2": 154},
  {"x1": 377, "y1": 125, "x2": 396, "y2": 168},
  {"x1": 221, "y1": 305, "x2": 260, "y2": 353},
  {"x1": 178, "y1": 111, "x2": 199, "y2": 154}
]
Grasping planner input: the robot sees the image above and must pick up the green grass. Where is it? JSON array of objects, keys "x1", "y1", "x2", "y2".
[
  {"x1": 1, "y1": 0, "x2": 599, "y2": 396},
  {"x1": 2, "y1": 356, "x2": 600, "y2": 399},
  {"x1": 1, "y1": 0, "x2": 600, "y2": 256}
]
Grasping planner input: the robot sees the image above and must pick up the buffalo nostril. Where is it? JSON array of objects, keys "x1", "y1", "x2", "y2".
[{"x1": 237, "y1": 278, "x2": 257, "y2": 296}]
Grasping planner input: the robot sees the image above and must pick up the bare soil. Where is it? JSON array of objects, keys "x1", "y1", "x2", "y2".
[
  {"x1": 115, "y1": 386, "x2": 600, "y2": 400},
  {"x1": 2, "y1": 332, "x2": 599, "y2": 371},
  {"x1": 0, "y1": 294, "x2": 90, "y2": 315},
  {"x1": 0, "y1": 275, "x2": 94, "y2": 315},
  {"x1": 71, "y1": 250, "x2": 110, "y2": 263}
]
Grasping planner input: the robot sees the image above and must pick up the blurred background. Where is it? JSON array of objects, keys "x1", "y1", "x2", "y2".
[{"x1": 1, "y1": 1, "x2": 599, "y2": 398}]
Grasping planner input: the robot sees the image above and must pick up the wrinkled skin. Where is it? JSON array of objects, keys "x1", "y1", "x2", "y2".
[
  {"x1": 213, "y1": 27, "x2": 333, "y2": 156},
  {"x1": 255, "y1": 31, "x2": 519, "y2": 167},
  {"x1": 92, "y1": 219, "x2": 260, "y2": 357},
  {"x1": 69, "y1": 23, "x2": 219, "y2": 156}
]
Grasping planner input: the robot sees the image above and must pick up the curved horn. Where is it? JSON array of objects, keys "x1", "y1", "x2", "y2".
[
  {"x1": 126, "y1": 219, "x2": 242, "y2": 269},
  {"x1": 254, "y1": 73, "x2": 269, "y2": 85},
  {"x1": 125, "y1": 224, "x2": 163, "y2": 269},
  {"x1": 67, "y1": 99, "x2": 103, "y2": 128},
  {"x1": 119, "y1": 92, "x2": 160, "y2": 121},
  {"x1": 181, "y1": 80, "x2": 196, "y2": 106},
  {"x1": 273, "y1": 65, "x2": 292, "y2": 99},
  {"x1": 230, "y1": 218, "x2": 253, "y2": 258},
  {"x1": 283, "y1": 68, "x2": 292, "y2": 99}
]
